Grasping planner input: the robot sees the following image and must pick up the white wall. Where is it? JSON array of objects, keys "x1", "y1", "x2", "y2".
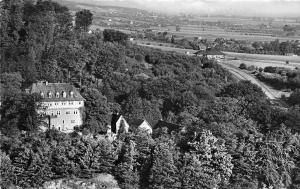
[
  {"x1": 138, "y1": 121, "x2": 152, "y2": 134},
  {"x1": 116, "y1": 116, "x2": 130, "y2": 133},
  {"x1": 43, "y1": 100, "x2": 84, "y2": 110},
  {"x1": 41, "y1": 100, "x2": 84, "y2": 133}
]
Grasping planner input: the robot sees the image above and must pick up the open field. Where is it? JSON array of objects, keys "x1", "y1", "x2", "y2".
[
  {"x1": 224, "y1": 52, "x2": 300, "y2": 63},
  {"x1": 225, "y1": 58, "x2": 299, "y2": 70},
  {"x1": 150, "y1": 24, "x2": 300, "y2": 42},
  {"x1": 224, "y1": 52, "x2": 300, "y2": 69}
]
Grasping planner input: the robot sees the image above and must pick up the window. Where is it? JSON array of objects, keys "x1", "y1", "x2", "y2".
[
  {"x1": 55, "y1": 103, "x2": 59, "y2": 106},
  {"x1": 69, "y1": 102, "x2": 73, "y2": 105},
  {"x1": 74, "y1": 110, "x2": 78, "y2": 114},
  {"x1": 56, "y1": 92, "x2": 59, "y2": 98},
  {"x1": 62, "y1": 102, "x2": 66, "y2": 105},
  {"x1": 79, "y1": 101, "x2": 81, "y2": 105},
  {"x1": 57, "y1": 111, "x2": 61, "y2": 115},
  {"x1": 66, "y1": 111, "x2": 70, "y2": 115},
  {"x1": 70, "y1": 91, "x2": 74, "y2": 98},
  {"x1": 71, "y1": 120, "x2": 75, "y2": 123}
]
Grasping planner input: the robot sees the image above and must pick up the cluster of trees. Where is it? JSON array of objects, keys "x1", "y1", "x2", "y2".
[
  {"x1": 1, "y1": 1, "x2": 300, "y2": 188},
  {"x1": 255, "y1": 66, "x2": 300, "y2": 90},
  {"x1": 2, "y1": 80, "x2": 300, "y2": 188}
]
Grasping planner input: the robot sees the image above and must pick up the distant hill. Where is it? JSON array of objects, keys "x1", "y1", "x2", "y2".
[{"x1": 54, "y1": 0, "x2": 147, "y2": 12}]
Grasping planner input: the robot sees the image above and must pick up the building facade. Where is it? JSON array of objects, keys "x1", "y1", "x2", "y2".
[{"x1": 28, "y1": 81, "x2": 85, "y2": 133}]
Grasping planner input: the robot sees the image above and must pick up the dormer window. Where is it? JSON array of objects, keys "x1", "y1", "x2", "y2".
[
  {"x1": 70, "y1": 91, "x2": 74, "y2": 98},
  {"x1": 48, "y1": 91, "x2": 52, "y2": 98},
  {"x1": 62, "y1": 91, "x2": 67, "y2": 98},
  {"x1": 40, "y1": 92, "x2": 44, "y2": 98},
  {"x1": 56, "y1": 92, "x2": 59, "y2": 98}
]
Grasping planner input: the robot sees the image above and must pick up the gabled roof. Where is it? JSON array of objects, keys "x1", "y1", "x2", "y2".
[
  {"x1": 111, "y1": 114, "x2": 122, "y2": 126},
  {"x1": 28, "y1": 82, "x2": 84, "y2": 102},
  {"x1": 127, "y1": 118, "x2": 145, "y2": 128},
  {"x1": 110, "y1": 114, "x2": 123, "y2": 134},
  {"x1": 126, "y1": 118, "x2": 151, "y2": 130},
  {"x1": 154, "y1": 120, "x2": 183, "y2": 133}
]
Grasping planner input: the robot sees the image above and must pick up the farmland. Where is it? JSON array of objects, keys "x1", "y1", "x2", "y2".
[
  {"x1": 150, "y1": 24, "x2": 300, "y2": 42},
  {"x1": 224, "y1": 52, "x2": 300, "y2": 69},
  {"x1": 59, "y1": 1, "x2": 300, "y2": 43},
  {"x1": 137, "y1": 41, "x2": 300, "y2": 69}
]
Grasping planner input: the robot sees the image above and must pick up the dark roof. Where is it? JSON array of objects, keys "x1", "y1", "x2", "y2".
[
  {"x1": 127, "y1": 118, "x2": 148, "y2": 129},
  {"x1": 29, "y1": 82, "x2": 84, "y2": 102},
  {"x1": 154, "y1": 120, "x2": 182, "y2": 133},
  {"x1": 111, "y1": 114, "x2": 122, "y2": 133},
  {"x1": 111, "y1": 114, "x2": 122, "y2": 126},
  {"x1": 194, "y1": 49, "x2": 225, "y2": 56}
]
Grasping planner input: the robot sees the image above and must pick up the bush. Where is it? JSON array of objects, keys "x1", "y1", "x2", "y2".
[
  {"x1": 264, "y1": 66, "x2": 277, "y2": 73},
  {"x1": 134, "y1": 54, "x2": 144, "y2": 62},
  {"x1": 239, "y1": 63, "x2": 247, "y2": 69},
  {"x1": 247, "y1": 65, "x2": 256, "y2": 71}
]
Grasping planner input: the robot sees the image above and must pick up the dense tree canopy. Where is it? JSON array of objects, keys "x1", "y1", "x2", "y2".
[
  {"x1": 1, "y1": 1, "x2": 300, "y2": 189},
  {"x1": 75, "y1": 9, "x2": 93, "y2": 32}
]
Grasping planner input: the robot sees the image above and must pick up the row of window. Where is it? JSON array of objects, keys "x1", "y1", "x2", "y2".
[
  {"x1": 42, "y1": 91, "x2": 74, "y2": 98},
  {"x1": 50, "y1": 110, "x2": 79, "y2": 116},
  {"x1": 47, "y1": 101, "x2": 82, "y2": 107}
]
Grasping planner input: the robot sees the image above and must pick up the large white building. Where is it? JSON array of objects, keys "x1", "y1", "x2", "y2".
[{"x1": 28, "y1": 81, "x2": 85, "y2": 133}]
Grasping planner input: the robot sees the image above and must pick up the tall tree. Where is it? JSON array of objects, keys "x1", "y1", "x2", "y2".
[
  {"x1": 149, "y1": 135, "x2": 180, "y2": 189},
  {"x1": 114, "y1": 137, "x2": 140, "y2": 189},
  {"x1": 75, "y1": 9, "x2": 93, "y2": 32}
]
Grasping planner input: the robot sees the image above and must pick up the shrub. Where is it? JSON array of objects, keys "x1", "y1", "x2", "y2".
[
  {"x1": 239, "y1": 63, "x2": 247, "y2": 69},
  {"x1": 134, "y1": 54, "x2": 144, "y2": 62},
  {"x1": 264, "y1": 66, "x2": 277, "y2": 73},
  {"x1": 247, "y1": 65, "x2": 256, "y2": 71}
]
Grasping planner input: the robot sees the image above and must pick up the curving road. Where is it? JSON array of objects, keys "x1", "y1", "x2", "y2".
[{"x1": 220, "y1": 63, "x2": 282, "y2": 99}]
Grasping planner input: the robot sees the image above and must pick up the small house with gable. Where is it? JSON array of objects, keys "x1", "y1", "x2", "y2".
[
  {"x1": 127, "y1": 118, "x2": 152, "y2": 134},
  {"x1": 108, "y1": 114, "x2": 152, "y2": 136}
]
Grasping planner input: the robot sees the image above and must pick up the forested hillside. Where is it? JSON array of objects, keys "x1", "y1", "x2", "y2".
[{"x1": 1, "y1": 1, "x2": 300, "y2": 189}]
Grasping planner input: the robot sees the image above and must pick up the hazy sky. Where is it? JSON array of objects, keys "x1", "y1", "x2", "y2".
[{"x1": 70, "y1": 0, "x2": 300, "y2": 17}]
